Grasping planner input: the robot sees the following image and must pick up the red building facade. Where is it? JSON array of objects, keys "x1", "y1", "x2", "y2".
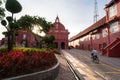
[
  {"x1": 69, "y1": 0, "x2": 120, "y2": 57},
  {"x1": 0, "y1": 30, "x2": 41, "y2": 47},
  {"x1": 15, "y1": 30, "x2": 41, "y2": 47},
  {"x1": 46, "y1": 16, "x2": 69, "y2": 49}
]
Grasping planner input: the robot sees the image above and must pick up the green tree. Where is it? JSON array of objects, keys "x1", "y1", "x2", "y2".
[
  {"x1": 49, "y1": 35, "x2": 55, "y2": 43},
  {"x1": 43, "y1": 35, "x2": 56, "y2": 49},
  {"x1": 5, "y1": 0, "x2": 22, "y2": 16},
  {"x1": 16, "y1": 15, "x2": 53, "y2": 47},
  {"x1": 17, "y1": 15, "x2": 52, "y2": 33},
  {"x1": 1, "y1": 0, "x2": 22, "y2": 51}
]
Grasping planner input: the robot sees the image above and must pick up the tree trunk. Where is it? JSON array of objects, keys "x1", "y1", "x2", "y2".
[{"x1": 7, "y1": 32, "x2": 12, "y2": 51}]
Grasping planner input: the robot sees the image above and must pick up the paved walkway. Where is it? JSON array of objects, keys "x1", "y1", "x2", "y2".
[
  {"x1": 63, "y1": 49, "x2": 120, "y2": 80},
  {"x1": 56, "y1": 49, "x2": 120, "y2": 80},
  {"x1": 69, "y1": 49, "x2": 120, "y2": 70},
  {"x1": 55, "y1": 54, "x2": 76, "y2": 80}
]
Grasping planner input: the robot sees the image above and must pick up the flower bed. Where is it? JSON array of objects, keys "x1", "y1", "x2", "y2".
[{"x1": 0, "y1": 48, "x2": 58, "y2": 79}]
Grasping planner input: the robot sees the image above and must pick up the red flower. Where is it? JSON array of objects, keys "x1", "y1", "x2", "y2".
[{"x1": 0, "y1": 48, "x2": 57, "y2": 79}]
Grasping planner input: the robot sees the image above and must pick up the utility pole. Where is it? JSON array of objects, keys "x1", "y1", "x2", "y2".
[{"x1": 93, "y1": 0, "x2": 99, "y2": 23}]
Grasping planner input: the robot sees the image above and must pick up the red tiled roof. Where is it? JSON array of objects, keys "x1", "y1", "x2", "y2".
[
  {"x1": 105, "y1": 0, "x2": 119, "y2": 8},
  {"x1": 69, "y1": 16, "x2": 106, "y2": 41}
]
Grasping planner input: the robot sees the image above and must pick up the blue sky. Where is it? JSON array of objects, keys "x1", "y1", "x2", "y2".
[{"x1": 0, "y1": 0, "x2": 110, "y2": 39}]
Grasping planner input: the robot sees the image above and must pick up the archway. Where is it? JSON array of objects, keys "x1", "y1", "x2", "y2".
[{"x1": 61, "y1": 42, "x2": 65, "y2": 49}]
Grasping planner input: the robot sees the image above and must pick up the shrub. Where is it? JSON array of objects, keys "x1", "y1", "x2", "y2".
[{"x1": 0, "y1": 47, "x2": 57, "y2": 79}]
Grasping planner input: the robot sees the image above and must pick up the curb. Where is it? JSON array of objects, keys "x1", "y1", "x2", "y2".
[{"x1": 3, "y1": 60, "x2": 60, "y2": 80}]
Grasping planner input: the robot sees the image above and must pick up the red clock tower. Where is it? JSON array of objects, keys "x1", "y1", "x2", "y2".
[{"x1": 46, "y1": 16, "x2": 69, "y2": 49}]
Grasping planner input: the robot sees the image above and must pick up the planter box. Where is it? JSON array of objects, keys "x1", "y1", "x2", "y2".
[{"x1": 2, "y1": 60, "x2": 60, "y2": 80}]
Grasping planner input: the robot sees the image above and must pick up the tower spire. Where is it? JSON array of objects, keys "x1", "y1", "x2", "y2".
[
  {"x1": 93, "y1": 0, "x2": 99, "y2": 23},
  {"x1": 55, "y1": 15, "x2": 60, "y2": 22}
]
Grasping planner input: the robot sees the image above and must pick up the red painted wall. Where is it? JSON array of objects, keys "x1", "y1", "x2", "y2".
[
  {"x1": 69, "y1": 0, "x2": 120, "y2": 57},
  {"x1": 15, "y1": 30, "x2": 40, "y2": 47},
  {"x1": 46, "y1": 16, "x2": 69, "y2": 49}
]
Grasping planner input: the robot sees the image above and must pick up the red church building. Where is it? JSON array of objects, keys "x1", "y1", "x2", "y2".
[
  {"x1": 0, "y1": 16, "x2": 69, "y2": 49},
  {"x1": 69, "y1": 0, "x2": 120, "y2": 57},
  {"x1": 46, "y1": 16, "x2": 69, "y2": 49}
]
